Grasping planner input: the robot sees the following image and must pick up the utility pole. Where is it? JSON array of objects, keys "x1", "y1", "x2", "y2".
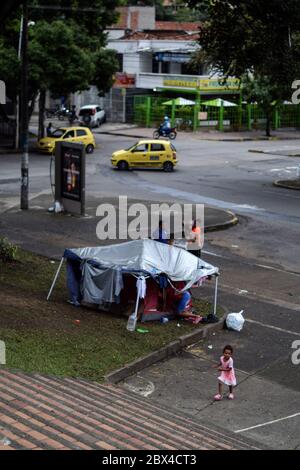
[{"x1": 20, "y1": 0, "x2": 29, "y2": 210}]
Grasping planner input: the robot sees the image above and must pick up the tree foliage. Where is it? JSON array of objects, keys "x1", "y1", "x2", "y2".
[
  {"x1": 0, "y1": 1, "x2": 121, "y2": 141},
  {"x1": 188, "y1": 0, "x2": 300, "y2": 134}
]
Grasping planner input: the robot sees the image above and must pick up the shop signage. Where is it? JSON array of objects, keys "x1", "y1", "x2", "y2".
[
  {"x1": 163, "y1": 77, "x2": 240, "y2": 90},
  {"x1": 113, "y1": 72, "x2": 136, "y2": 88}
]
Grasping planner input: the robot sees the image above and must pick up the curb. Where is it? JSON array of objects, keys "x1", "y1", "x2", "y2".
[
  {"x1": 205, "y1": 210, "x2": 238, "y2": 232},
  {"x1": 97, "y1": 131, "x2": 300, "y2": 142},
  {"x1": 105, "y1": 313, "x2": 226, "y2": 384},
  {"x1": 248, "y1": 149, "x2": 265, "y2": 154},
  {"x1": 249, "y1": 149, "x2": 300, "y2": 157},
  {"x1": 273, "y1": 180, "x2": 300, "y2": 190},
  {"x1": 99, "y1": 131, "x2": 150, "y2": 139}
]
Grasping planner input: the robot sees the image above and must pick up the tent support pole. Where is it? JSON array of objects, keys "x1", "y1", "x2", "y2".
[
  {"x1": 47, "y1": 257, "x2": 65, "y2": 301},
  {"x1": 134, "y1": 290, "x2": 140, "y2": 317},
  {"x1": 213, "y1": 275, "x2": 219, "y2": 316}
]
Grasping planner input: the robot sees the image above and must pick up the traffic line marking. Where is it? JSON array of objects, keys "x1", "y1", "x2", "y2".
[
  {"x1": 235, "y1": 412, "x2": 300, "y2": 434},
  {"x1": 246, "y1": 319, "x2": 300, "y2": 337}
]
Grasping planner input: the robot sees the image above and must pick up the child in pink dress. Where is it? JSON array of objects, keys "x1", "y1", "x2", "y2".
[{"x1": 214, "y1": 345, "x2": 236, "y2": 401}]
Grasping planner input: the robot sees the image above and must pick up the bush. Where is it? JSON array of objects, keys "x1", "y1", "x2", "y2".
[{"x1": 0, "y1": 237, "x2": 18, "y2": 263}]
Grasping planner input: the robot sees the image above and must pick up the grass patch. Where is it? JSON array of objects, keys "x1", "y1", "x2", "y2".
[{"x1": 0, "y1": 249, "x2": 222, "y2": 382}]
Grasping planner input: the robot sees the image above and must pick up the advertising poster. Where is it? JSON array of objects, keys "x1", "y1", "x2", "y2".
[{"x1": 61, "y1": 147, "x2": 81, "y2": 201}]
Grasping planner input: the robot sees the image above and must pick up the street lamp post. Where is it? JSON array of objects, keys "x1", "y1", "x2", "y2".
[{"x1": 20, "y1": 0, "x2": 29, "y2": 210}]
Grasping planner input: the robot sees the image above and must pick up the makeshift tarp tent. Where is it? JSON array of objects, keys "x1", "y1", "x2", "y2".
[{"x1": 47, "y1": 239, "x2": 219, "y2": 322}]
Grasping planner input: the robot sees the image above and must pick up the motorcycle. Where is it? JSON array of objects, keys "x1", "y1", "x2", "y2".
[
  {"x1": 153, "y1": 125, "x2": 177, "y2": 140},
  {"x1": 45, "y1": 106, "x2": 70, "y2": 121}
]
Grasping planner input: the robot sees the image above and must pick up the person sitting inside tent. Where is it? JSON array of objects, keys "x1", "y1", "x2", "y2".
[
  {"x1": 175, "y1": 290, "x2": 201, "y2": 323},
  {"x1": 166, "y1": 281, "x2": 202, "y2": 324}
]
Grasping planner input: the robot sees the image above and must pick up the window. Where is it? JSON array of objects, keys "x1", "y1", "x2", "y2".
[
  {"x1": 150, "y1": 143, "x2": 165, "y2": 151},
  {"x1": 79, "y1": 108, "x2": 93, "y2": 116},
  {"x1": 152, "y1": 56, "x2": 159, "y2": 74},
  {"x1": 161, "y1": 62, "x2": 169, "y2": 74},
  {"x1": 181, "y1": 62, "x2": 204, "y2": 75},
  {"x1": 96, "y1": 106, "x2": 101, "y2": 112},
  {"x1": 63, "y1": 130, "x2": 75, "y2": 139},
  {"x1": 76, "y1": 129, "x2": 87, "y2": 137},
  {"x1": 51, "y1": 129, "x2": 64, "y2": 138},
  {"x1": 133, "y1": 144, "x2": 148, "y2": 152},
  {"x1": 117, "y1": 53, "x2": 123, "y2": 72}
]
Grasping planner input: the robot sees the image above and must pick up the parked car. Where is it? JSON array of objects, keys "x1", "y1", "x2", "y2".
[
  {"x1": 111, "y1": 139, "x2": 177, "y2": 172},
  {"x1": 38, "y1": 127, "x2": 96, "y2": 154},
  {"x1": 78, "y1": 104, "x2": 106, "y2": 128}
]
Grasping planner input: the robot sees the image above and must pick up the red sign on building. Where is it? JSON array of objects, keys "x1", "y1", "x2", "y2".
[{"x1": 113, "y1": 72, "x2": 136, "y2": 88}]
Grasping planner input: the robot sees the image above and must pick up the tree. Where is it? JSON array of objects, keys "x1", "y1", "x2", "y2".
[
  {"x1": 29, "y1": 20, "x2": 95, "y2": 137},
  {"x1": 188, "y1": 0, "x2": 300, "y2": 135},
  {"x1": 92, "y1": 49, "x2": 119, "y2": 95},
  {"x1": 0, "y1": 1, "x2": 121, "y2": 142}
]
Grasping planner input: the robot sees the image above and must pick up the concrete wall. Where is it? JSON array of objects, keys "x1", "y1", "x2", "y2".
[{"x1": 123, "y1": 53, "x2": 140, "y2": 74}]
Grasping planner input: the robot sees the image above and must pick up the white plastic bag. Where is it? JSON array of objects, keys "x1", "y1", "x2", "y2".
[{"x1": 226, "y1": 310, "x2": 245, "y2": 332}]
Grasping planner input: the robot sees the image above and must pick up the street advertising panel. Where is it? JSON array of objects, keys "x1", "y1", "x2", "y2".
[{"x1": 55, "y1": 141, "x2": 85, "y2": 215}]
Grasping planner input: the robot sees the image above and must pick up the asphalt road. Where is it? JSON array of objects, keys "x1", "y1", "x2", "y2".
[{"x1": 1, "y1": 129, "x2": 300, "y2": 449}]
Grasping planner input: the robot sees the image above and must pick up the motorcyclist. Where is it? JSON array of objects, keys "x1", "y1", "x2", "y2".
[{"x1": 161, "y1": 116, "x2": 171, "y2": 134}]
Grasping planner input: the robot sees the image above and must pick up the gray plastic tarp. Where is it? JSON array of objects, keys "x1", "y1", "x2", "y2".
[{"x1": 67, "y1": 239, "x2": 218, "y2": 292}]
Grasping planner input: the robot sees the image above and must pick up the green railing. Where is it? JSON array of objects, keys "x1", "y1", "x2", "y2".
[{"x1": 134, "y1": 96, "x2": 300, "y2": 132}]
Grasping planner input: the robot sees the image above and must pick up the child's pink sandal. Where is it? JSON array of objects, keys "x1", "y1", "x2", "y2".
[
  {"x1": 228, "y1": 393, "x2": 234, "y2": 400},
  {"x1": 214, "y1": 394, "x2": 222, "y2": 401}
]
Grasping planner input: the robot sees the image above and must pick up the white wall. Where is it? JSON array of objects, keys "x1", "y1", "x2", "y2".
[
  {"x1": 123, "y1": 53, "x2": 140, "y2": 74},
  {"x1": 106, "y1": 29, "x2": 125, "y2": 40},
  {"x1": 128, "y1": 6, "x2": 155, "y2": 30}
]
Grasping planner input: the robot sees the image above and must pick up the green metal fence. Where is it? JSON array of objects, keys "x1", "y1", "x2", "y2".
[{"x1": 134, "y1": 96, "x2": 300, "y2": 132}]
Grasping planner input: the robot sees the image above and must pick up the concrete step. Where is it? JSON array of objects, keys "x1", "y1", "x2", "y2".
[{"x1": 0, "y1": 369, "x2": 260, "y2": 450}]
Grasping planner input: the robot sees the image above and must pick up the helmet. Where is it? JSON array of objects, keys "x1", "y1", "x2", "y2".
[{"x1": 164, "y1": 116, "x2": 169, "y2": 120}]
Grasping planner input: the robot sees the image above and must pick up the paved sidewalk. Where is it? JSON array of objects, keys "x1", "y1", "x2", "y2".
[
  {"x1": 0, "y1": 368, "x2": 261, "y2": 450},
  {"x1": 95, "y1": 123, "x2": 300, "y2": 142},
  {"x1": 0, "y1": 194, "x2": 237, "y2": 259}
]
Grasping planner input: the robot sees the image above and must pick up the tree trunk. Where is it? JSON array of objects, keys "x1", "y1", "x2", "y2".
[
  {"x1": 28, "y1": 90, "x2": 38, "y2": 123},
  {"x1": 38, "y1": 89, "x2": 46, "y2": 139}
]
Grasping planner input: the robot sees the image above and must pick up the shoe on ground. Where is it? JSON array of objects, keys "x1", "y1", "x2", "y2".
[
  {"x1": 214, "y1": 394, "x2": 222, "y2": 401},
  {"x1": 228, "y1": 393, "x2": 234, "y2": 400}
]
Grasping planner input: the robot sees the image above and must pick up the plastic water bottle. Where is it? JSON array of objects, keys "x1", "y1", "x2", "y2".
[{"x1": 127, "y1": 313, "x2": 137, "y2": 332}]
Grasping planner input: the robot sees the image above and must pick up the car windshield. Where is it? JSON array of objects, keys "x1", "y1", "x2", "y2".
[{"x1": 50, "y1": 129, "x2": 65, "y2": 138}]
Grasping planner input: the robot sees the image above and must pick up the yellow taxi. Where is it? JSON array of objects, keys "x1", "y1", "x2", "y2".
[
  {"x1": 38, "y1": 127, "x2": 96, "y2": 154},
  {"x1": 111, "y1": 139, "x2": 177, "y2": 171}
]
